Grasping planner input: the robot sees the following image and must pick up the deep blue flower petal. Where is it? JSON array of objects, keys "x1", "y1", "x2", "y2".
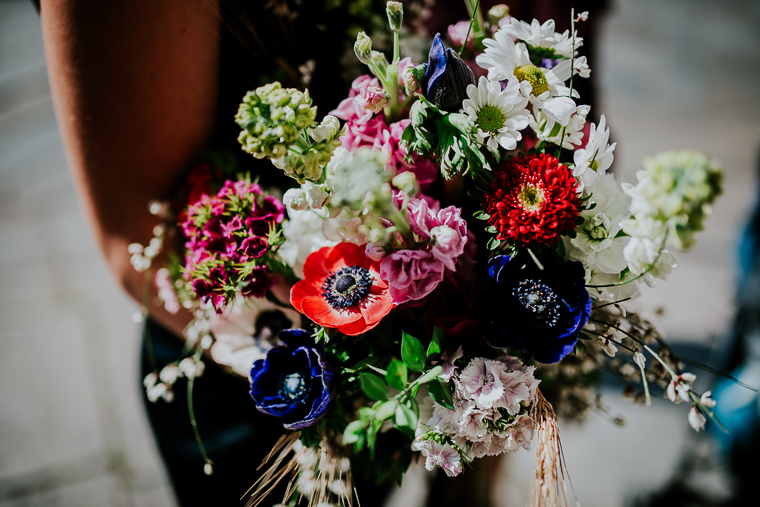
[
  {"x1": 425, "y1": 34, "x2": 447, "y2": 96},
  {"x1": 487, "y1": 255, "x2": 511, "y2": 280},
  {"x1": 475, "y1": 254, "x2": 591, "y2": 364},
  {"x1": 248, "y1": 328, "x2": 334, "y2": 429}
]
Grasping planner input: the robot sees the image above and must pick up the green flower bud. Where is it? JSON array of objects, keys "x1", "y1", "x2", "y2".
[
  {"x1": 386, "y1": 1, "x2": 404, "y2": 31},
  {"x1": 391, "y1": 171, "x2": 420, "y2": 197},
  {"x1": 354, "y1": 32, "x2": 373, "y2": 65},
  {"x1": 488, "y1": 4, "x2": 510, "y2": 26},
  {"x1": 308, "y1": 115, "x2": 343, "y2": 142}
]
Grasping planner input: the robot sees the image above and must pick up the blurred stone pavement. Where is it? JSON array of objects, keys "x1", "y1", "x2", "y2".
[{"x1": 1, "y1": 0, "x2": 759, "y2": 506}]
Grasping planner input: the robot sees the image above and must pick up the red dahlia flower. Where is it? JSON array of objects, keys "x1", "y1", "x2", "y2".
[
  {"x1": 484, "y1": 153, "x2": 580, "y2": 246},
  {"x1": 291, "y1": 243, "x2": 393, "y2": 336}
]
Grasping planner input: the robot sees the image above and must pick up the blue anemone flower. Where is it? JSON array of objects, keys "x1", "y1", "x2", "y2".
[
  {"x1": 473, "y1": 255, "x2": 591, "y2": 364},
  {"x1": 249, "y1": 329, "x2": 334, "y2": 430},
  {"x1": 422, "y1": 33, "x2": 475, "y2": 112}
]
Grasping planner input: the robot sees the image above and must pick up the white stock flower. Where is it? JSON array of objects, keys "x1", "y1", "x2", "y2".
[
  {"x1": 573, "y1": 114, "x2": 616, "y2": 193},
  {"x1": 280, "y1": 208, "x2": 337, "y2": 278},
  {"x1": 302, "y1": 181, "x2": 330, "y2": 209},
  {"x1": 283, "y1": 188, "x2": 308, "y2": 210},
  {"x1": 566, "y1": 173, "x2": 630, "y2": 275},
  {"x1": 462, "y1": 76, "x2": 530, "y2": 151},
  {"x1": 307, "y1": 115, "x2": 344, "y2": 142}
]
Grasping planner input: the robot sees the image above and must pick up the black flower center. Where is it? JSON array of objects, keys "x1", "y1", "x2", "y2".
[
  {"x1": 322, "y1": 265, "x2": 373, "y2": 310},
  {"x1": 279, "y1": 370, "x2": 310, "y2": 402},
  {"x1": 512, "y1": 279, "x2": 561, "y2": 329}
]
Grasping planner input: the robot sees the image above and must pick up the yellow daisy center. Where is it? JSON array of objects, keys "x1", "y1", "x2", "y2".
[
  {"x1": 514, "y1": 65, "x2": 549, "y2": 96},
  {"x1": 518, "y1": 184, "x2": 545, "y2": 212}
]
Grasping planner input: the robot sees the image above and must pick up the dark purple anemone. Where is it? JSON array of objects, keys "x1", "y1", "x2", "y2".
[
  {"x1": 422, "y1": 34, "x2": 475, "y2": 112},
  {"x1": 249, "y1": 329, "x2": 334, "y2": 430},
  {"x1": 473, "y1": 255, "x2": 591, "y2": 364}
]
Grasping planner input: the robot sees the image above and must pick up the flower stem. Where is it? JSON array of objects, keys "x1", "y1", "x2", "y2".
[
  {"x1": 187, "y1": 347, "x2": 212, "y2": 471},
  {"x1": 556, "y1": 8, "x2": 576, "y2": 161},
  {"x1": 459, "y1": 0, "x2": 481, "y2": 56}
]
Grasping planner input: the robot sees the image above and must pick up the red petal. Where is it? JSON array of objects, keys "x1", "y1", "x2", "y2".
[
  {"x1": 339, "y1": 316, "x2": 371, "y2": 336},
  {"x1": 359, "y1": 291, "x2": 393, "y2": 325},
  {"x1": 290, "y1": 280, "x2": 320, "y2": 313},
  {"x1": 302, "y1": 297, "x2": 362, "y2": 326},
  {"x1": 302, "y1": 246, "x2": 332, "y2": 282}
]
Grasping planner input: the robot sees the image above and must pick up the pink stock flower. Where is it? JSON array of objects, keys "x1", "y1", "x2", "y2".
[
  {"x1": 379, "y1": 249, "x2": 446, "y2": 304},
  {"x1": 359, "y1": 86, "x2": 389, "y2": 114},
  {"x1": 448, "y1": 20, "x2": 475, "y2": 50}
]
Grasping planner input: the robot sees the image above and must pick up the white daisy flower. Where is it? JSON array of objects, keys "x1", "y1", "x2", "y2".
[
  {"x1": 565, "y1": 173, "x2": 630, "y2": 275},
  {"x1": 462, "y1": 76, "x2": 530, "y2": 151},
  {"x1": 531, "y1": 101, "x2": 590, "y2": 148},
  {"x1": 573, "y1": 114, "x2": 617, "y2": 194},
  {"x1": 475, "y1": 30, "x2": 577, "y2": 107},
  {"x1": 501, "y1": 17, "x2": 583, "y2": 58}
]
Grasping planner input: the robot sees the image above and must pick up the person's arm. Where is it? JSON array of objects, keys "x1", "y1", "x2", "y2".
[{"x1": 41, "y1": 0, "x2": 220, "y2": 336}]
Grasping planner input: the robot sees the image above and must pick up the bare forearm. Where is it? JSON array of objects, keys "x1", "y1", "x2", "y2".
[{"x1": 41, "y1": 0, "x2": 220, "y2": 335}]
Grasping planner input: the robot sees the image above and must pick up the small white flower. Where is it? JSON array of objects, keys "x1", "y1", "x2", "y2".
[
  {"x1": 283, "y1": 188, "x2": 308, "y2": 210},
  {"x1": 531, "y1": 101, "x2": 590, "y2": 149},
  {"x1": 688, "y1": 406, "x2": 706, "y2": 431},
  {"x1": 700, "y1": 391, "x2": 717, "y2": 408},
  {"x1": 147, "y1": 383, "x2": 167, "y2": 403},
  {"x1": 280, "y1": 208, "x2": 337, "y2": 278},
  {"x1": 159, "y1": 364, "x2": 179, "y2": 384},
  {"x1": 633, "y1": 350, "x2": 646, "y2": 369},
  {"x1": 143, "y1": 372, "x2": 158, "y2": 390},
  {"x1": 307, "y1": 115, "x2": 343, "y2": 142},
  {"x1": 302, "y1": 181, "x2": 330, "y2": 209},
  {"x1": 573, "y1": 114, "x2": 616, "y2": 193},
  {"x1": 667, "y1": 373, "x2": 696, "y2": 404},
  {"x1": 462, "y1": 76, "x2": 530, "y2": 151},
  {"x1": 576, "y1": 11, "x2": 589, "y2": 22},
  {"x1": 573, "y1": 55, "x2": 591, "y2": 78}
]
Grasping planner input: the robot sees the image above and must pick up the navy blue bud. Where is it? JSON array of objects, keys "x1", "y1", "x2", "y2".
[{"x1": 424, "y1": 34, "x2": 476, "y2": 112}]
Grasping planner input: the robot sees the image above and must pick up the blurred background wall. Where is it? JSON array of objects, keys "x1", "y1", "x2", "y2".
[{"x1": 1, "y1": 0, "x2": 759, "y2": 505}]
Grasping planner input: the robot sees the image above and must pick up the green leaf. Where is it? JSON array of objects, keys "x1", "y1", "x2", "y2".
[
  {"x1": 342, "y1": 420, "x2": 365, "y2": 445},
  {"x1": 401, "y1": 332, "x2": 426, "y2": 372},
  {"x1": 394, "y1": 404, "x2": 418, "y2": 437},
  {"x1": 386, "y1": 359, "x2": 408, "y2": 390},
  {"x1": 428, "y1": 380, "x2": 455, "y2": 410},
  {"x1": 487, "y1": 237, "x2": 502, "y2": 250},
  {"x1": 427, "y1": 326, "x2": 444, "y2": 357},
  {"x1": 486, "y1": 225, "x2": 497, "y2": 234},
  {"x1": 415, "y1": 365, "x2": 443, "y2": 385},
  {"x1": 374, "y1": 400, "x2": 398, "y2": 422},
  {"x1": 360, "y1": 372, "x2": 388, "y2": 401},
  {"x1": 444, "y1": 112, "x2": 473, "y2": 132},
  {"x1": 473, "y1": 210, "x2": 491, "y2": 221}
]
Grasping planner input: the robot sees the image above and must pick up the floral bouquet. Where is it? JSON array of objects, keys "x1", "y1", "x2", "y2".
[{"x1": 131, "y1": 2, "x2": 728, "y2": 506}]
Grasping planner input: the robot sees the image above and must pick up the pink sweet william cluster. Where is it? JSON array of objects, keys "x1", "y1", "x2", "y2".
[
  {"x1": 379, "y1": 197, "x2": 470, "y2": 305},
  {"x1": 181, "y1": 179, "x2": 285, "y2": 312},
  {"x1": 331, "y1": 69, "x2": 438, "y2": 187}
]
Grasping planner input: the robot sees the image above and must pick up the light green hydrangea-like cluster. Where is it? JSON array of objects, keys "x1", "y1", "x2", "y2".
[
  {"x1": 236, "y1": 82, "x2": 345, "y2": 184},
  {"x1": 623, "y1": 150, "x2": 723, "y2": 250},
  {"x1": 235, "y1": 82, "x2": 317, "y2": 159}
]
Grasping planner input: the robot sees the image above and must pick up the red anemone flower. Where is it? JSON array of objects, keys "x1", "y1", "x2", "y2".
[{"x1": 291, "y1": 243, "x2": 393, "y2": 336}]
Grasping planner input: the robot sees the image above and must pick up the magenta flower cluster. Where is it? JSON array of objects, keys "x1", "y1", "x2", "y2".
[{"x1": 181, "y1": 179, "x2": 285, "y2": 312}]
